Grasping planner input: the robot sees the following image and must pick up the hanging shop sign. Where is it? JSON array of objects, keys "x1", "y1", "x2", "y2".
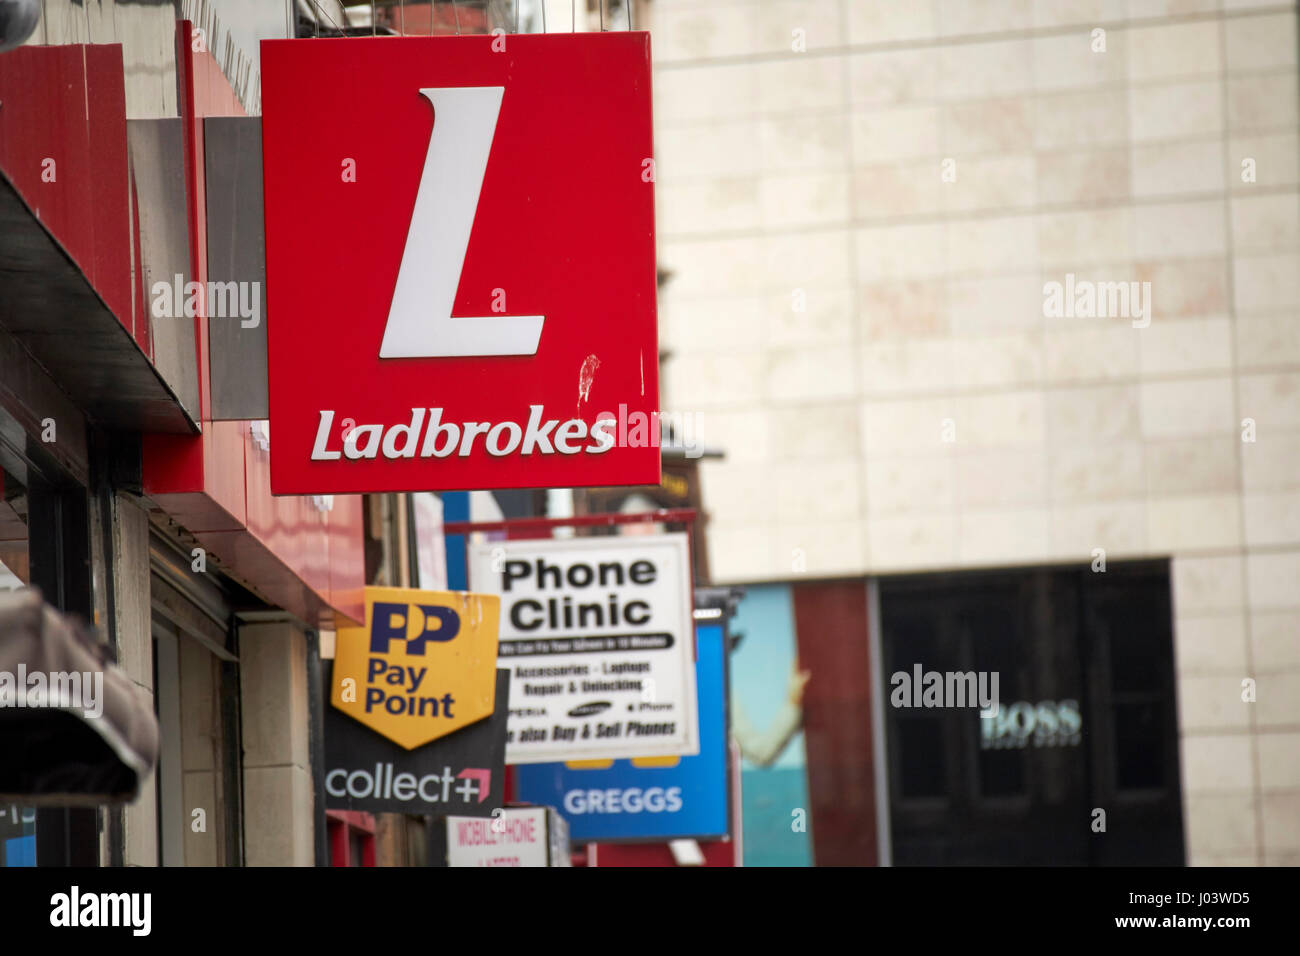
[
  {"x1": 444, "y1": 806, "x2": 570, "y2": 867},
  {"x1": 260, "y1": 33, "x2": 660, "y2": 495},
  {"x1": 468, "y1": 533, "x2": 697, "y2": 764},
  {"x1": 329, "y1": 586, "x2": 500, "y2": 749},
  {"x1": 324, "y1": 662, "x2": 508, "y2": 816},
  {"x1": 515, "y1": 623, "x2": 728, "y2": 842}
]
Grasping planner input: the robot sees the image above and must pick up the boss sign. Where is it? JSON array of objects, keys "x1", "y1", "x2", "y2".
[{"x1": 260, "y1": 34, "x2": 661, "y2": 494}]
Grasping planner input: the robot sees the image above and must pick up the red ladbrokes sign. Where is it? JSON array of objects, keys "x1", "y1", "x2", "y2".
[{"x1": 260, "y1": 34, "x2": 660, "y2": 494}]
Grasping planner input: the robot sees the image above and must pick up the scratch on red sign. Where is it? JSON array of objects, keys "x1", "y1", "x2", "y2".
[{"x1": 577, "y1": 354, "x2": 601, "y2": 412}]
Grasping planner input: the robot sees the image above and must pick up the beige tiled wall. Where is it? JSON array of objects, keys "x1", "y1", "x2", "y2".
[{"x1": 651, "y1": 1, "x2": 1299, "y2": 865}]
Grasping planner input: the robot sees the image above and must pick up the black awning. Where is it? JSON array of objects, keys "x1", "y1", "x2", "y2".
[
  {"x1": 0, "y1": 175, "x2": 195, "y2": 435},
  {"x1": 0, "y1": 588, "x2": 158, "y2": 805}
]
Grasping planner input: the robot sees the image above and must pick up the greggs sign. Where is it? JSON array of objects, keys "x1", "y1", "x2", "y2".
[
  {"x1": 260, "y1": 34, "x2": 660, "y2": 494},
  {"x1": 330, "y1": 587, "x2": 500, "y2": 749}
]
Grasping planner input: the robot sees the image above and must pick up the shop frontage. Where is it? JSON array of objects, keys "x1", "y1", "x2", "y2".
[
  {"x1": 0, "y1": 15, "x2": 366, "y2": 867},
  {"x1": 0, "y1": 358, "x2": 109, "y2": 866},
  {"x1": 723, "y1": 563, "x2": 1186, "y2": 867},
  {"x1": 878, "y1": 562, "x2": 1185, "y2": 866},
  {"x1": 149, "y1": 531, "x2": 244, "y2": 866}
]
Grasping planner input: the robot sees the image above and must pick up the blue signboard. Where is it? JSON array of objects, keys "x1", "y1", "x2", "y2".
[{"x1": 515, "y1": 623, "x2": 728, "y2": 842}]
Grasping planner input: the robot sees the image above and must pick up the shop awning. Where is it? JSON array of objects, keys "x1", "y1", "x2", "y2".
[
  {"x1": 0, "y1": 44, "x2": 197, "y2": 435},
  {"x1": 0, "y1": 588, "x2": 158, "y2": 805}
]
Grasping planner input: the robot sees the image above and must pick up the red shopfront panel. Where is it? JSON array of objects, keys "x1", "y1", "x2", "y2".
[
  {"x1": 792, "y1": 580, "x2": 878, "y2": 866},
  {"x1": 327, "y1": 811, "x2": 375, "y2": 867},
  {"x1": 143, "y1": 21, "x2": 365, "y2": 628},
  {"x1": 0, "y1": 44, "x2": 134, "y2": 334},
  {"x1": 589, "y1": 840, "x2": 738, "y2": 868}
]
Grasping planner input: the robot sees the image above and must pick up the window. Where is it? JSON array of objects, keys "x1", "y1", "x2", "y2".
[
  {"x1": 149, "y1": 540, "x2": 242, "y2": 867},
  {"x1": 0, "y1": 467, "x2": 35, "y2": 867},
  {"x1": 880, "y1": 563, "x2": 1183, "y2": 865}
]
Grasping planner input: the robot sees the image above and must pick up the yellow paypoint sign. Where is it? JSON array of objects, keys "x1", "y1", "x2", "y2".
[{"x1": 331, "y1": 587, "x2": 500, "y2": 750}]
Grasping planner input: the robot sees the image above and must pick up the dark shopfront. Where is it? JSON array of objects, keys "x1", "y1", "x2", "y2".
[
  {"x1": 878, "y1": 561, "x2": 1185, "y2": 866},
  {"x1": 0, "y1": 334, "x2": 129, "y2": 865}
]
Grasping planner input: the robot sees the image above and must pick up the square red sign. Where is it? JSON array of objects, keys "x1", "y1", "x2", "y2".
[{"x1": 260, "y1": 34, "x2": 660, "y2": 494}]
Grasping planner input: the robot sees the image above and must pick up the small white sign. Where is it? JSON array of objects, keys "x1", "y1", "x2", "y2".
[
  {"x1": 446, "y1": 807, "x2": 550, "y2": 867},
  {"x1": 469, "y1": 533, "x2": 698, "y2": 764}
]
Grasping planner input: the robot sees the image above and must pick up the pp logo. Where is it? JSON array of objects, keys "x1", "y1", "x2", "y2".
[
  {"x1": 369, "y1": 602, "x2": 460, "y2": 654},
  {"x1": 332, "y1": 587, "x2": 501, "y2": 749}
]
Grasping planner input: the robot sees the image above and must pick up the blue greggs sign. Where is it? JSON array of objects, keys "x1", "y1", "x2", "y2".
[{"x1": 515, "y1": 623, "x2": 729, "y2": 841}]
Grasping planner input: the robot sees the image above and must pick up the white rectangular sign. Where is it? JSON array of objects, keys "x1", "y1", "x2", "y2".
[
  {"x1": 446, "y1": 807, "x2": 551, "y2": 867},
  {"x1": 469, "y1": 533, "x2": 698, "y2": 764}
]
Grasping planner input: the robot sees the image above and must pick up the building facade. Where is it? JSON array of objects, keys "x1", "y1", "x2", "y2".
[
  {"x1": 0, "y1": 0, "x2": 375, "y2": 868},
  {"x1": 2, "y1": 0, "x2": 601, "y2": 869}
]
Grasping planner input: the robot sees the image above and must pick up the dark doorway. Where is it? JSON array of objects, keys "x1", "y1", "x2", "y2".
[{"x1": 879, "y1": 562, "x2": 1184, "y2": 866}]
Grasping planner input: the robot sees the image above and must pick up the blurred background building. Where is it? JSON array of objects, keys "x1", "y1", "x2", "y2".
[{"x1": 649, "y1": 1, "x2": 1299, "y2": 866}]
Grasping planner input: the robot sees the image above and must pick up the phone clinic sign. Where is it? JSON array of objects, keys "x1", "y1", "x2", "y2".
[
  {"x1": 260, "y1": 34, "x2": 660, "y2": 494},
  {"x1": 468, "y1": 534, "x2": 697, "y2": 765}
]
